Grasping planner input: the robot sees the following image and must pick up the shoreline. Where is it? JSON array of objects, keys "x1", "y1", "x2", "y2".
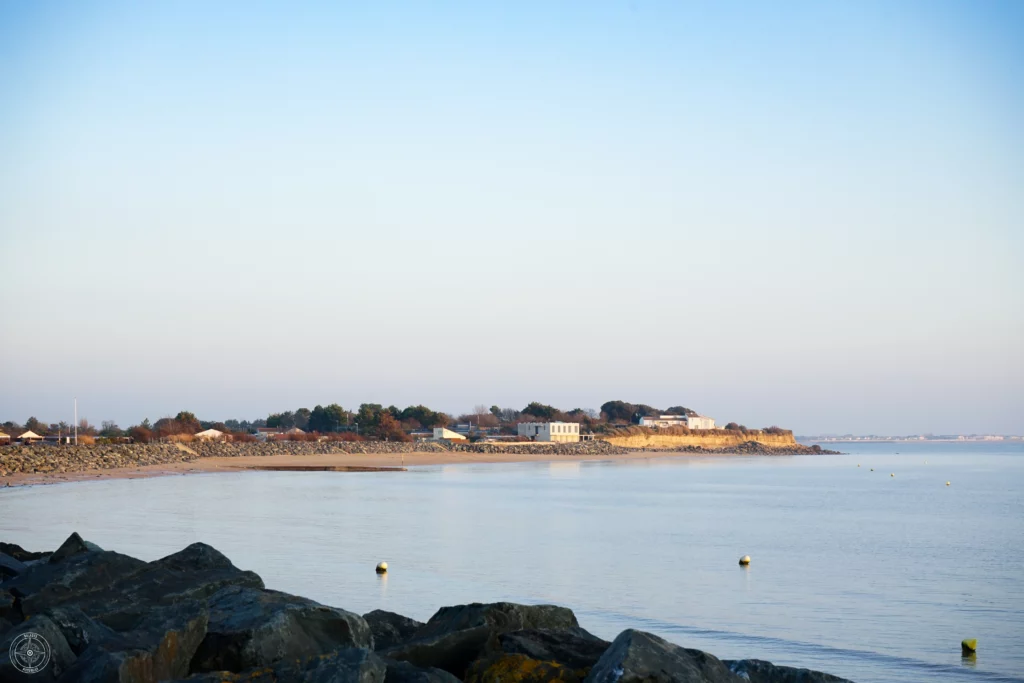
[{"x1": 0, "y1": 447, "x2": 813, "y2": 489}]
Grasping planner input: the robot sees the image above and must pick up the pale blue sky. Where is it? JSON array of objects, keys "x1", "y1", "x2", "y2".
[{"x1": 1, "y1": 1, "x2": 1021, "y2": 434}]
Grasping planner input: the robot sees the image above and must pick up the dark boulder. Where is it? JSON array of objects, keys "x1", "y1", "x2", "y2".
[
  {"x1": 726, "y1": 659, "x2": 854, "y2": 683},
  {"x1": 585, "y1": 629, "x2": 741, "y2": 683},
  {"x1": 189, "y1": 585, "x2": 373, "y2": 673},
  {"x1": 1, "y1": 589, "x2": 19, "y2": 623},
  {"x1": 14, "y1": 542, "x2": 261, "y2": 620},
  {"x1": 152, "y1": 542, "x2": 239, "y2": 573},
  {"x1": 466, "y1": 653, "x2": 588, "y2": 683},
  {"x1": 364, "y1": 609, "x2": 424, "y2": 650},
  {"x1": 497, "y1": 628, "x2": 610, "y2": 670},
  {"x1": 43, "y1": 600, "x2": 208, "y2": 683},
  {"x1": 0, "y1": 542, "x2": 50, "y2": 563},
  {"x1": 1, "y1": 552, "x2": 28, "y2": 581},
  {"x1": 0, "y1": 614, "x2": 78, "y2": 681},
  {"x1": 385, "y1": 602, "x2": 582, "y2": 679},
  {"x1": 175, "y1": 647, "x2": 388, "y2": 682},
  {"x1": 383, "y1": 657, "x2": 462, "y2": 683},
  {"x1": 417, "y1": 603, "x2": 579, "y2": 639},
  {"x1": 42, "y1": 605, "x2": 118, "y2": 655},
  {"x1": 48, "y1": 532, "x2": 103, "y2": 563}
]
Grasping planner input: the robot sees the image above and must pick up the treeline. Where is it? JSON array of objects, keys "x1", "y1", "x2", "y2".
[{"x1": 3, "y1": 399, "x2": 787, "y2": 443}]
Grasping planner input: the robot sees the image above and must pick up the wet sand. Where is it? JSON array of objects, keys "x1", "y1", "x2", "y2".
[{"x1": 0, "y1": 449, "x2": 705, "y2": 489}]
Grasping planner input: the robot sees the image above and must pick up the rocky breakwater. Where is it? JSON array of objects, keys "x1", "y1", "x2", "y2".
[
  {"x1": 0, "y1": 443, "x2": 195, "y2": 478},
  {"x1": 1, "y1": 533, "x2": 854, "y2": 682}
]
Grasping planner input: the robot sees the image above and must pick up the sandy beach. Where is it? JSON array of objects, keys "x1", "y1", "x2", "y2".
[{"x1": 0, "y1": 448, "x2": 715, "y2": 489}]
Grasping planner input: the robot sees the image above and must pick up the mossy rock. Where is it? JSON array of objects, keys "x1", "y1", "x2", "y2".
[{"x1": 465, "y1": 654, "x2": 588, "y2": 683}]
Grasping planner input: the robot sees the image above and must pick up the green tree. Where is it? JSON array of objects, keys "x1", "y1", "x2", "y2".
[
  {"x1": 522, "y1": 402, "x2": 557, "y2": 420},
  {"x1": 309, "y1": 404, "x2": 348, "y2": 433},
  {"x1": 267, "y1": 411, "x2": 295, "y2": 429},
  {"x1": 100, "y1": 421, "x2": 123, "y2": 437},
  {"x1": 600, "y1": 401, "x2": 635, "y2": 423},
  {"x1": 294, "y1": 408, "x2": 312, "y2": 430},
  {"x1": 665, "y1": 406, "x2": 695, "y2": 416},
  {"x1": 24, "y1": 417, "x2": 49, "y2": 434},
  {"x1": 175, "y1": 411, "x2": 201, "y2": 432},
  {"x1": 399, "y1": 405, "x2": 448, "y2": 428},
  {"x1": 356, "y1": 404, "x2": 384, "y2": 431}
]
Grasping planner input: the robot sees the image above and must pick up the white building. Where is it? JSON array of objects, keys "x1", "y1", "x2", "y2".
[
  {"x1": 194, "y1": 428, "x2": 226, "y2": 441},
  {"x1": 432, "y1": 427, "x2": 467, "y2": 441},
  {"x1": 639, "y1": 415, "x2": 717, "y2": 430},
  {"x1": 517, "y1": 422, "x2": 580, "y2": 443}
]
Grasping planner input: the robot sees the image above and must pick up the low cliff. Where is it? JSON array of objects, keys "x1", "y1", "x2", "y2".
[{"x1": 601, "y1": 428, "x2": 798, "y2": 450}]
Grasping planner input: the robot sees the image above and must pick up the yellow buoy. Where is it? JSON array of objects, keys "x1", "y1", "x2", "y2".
[
  {"x1": 962, "y1": 638, "x2": 977, "y2": 655},
  {"x1": 946, "y1": 481, "x2": 951, "y2": 486},
  {"x1": 890, "y1": 473, "x2": 895, "y2": 477},
  {"x1": 857, "y1": 464, "x2": 861, "y2": 467},
  {"x1": 376, "y1": 561, "x2": 388, "y2": 574},
  {"x1": 738, "y1": 555, "x2": 751, "y2": 566}
]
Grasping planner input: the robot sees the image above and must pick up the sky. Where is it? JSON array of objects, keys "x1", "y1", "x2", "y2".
[{"x1": 1, "y1": 1, "x2": 1021, "y2": 435}]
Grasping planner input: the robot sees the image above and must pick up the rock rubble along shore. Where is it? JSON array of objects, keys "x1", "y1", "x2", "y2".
[
  {"x1": 0, "y1": 534, "x2": 853, "y2": 683},
  {"x1": 0, "y1": 440, "x2": 835, "y2": 479}
]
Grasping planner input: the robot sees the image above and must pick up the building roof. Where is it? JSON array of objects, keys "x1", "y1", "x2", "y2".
[
  {"x1": 284, "y1": 427, "x2": 305, "y2": 434},
  {"x1": 0, "y1": 432, "x2": 9, "y2": 439},
  {"x1": 195, "y1": 429, "x2": 225, "y2": 438},
  {"x1": 17, "y1": 430, "x2": 43, "y2": 439}
]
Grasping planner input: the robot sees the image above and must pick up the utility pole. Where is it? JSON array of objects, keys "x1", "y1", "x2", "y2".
[{"x1": 74, "y1": 398, "x2": 78, "y2": 445}]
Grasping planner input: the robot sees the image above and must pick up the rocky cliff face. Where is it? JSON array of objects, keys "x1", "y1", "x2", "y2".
[
  {"x1": 0, "y1": 534, "x2": 853, "y2": 683},
  {"x1": 602, "y1": 432, "x2": 799, "y2": 449}
]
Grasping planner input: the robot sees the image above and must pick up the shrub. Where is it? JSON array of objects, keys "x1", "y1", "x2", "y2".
[{"x1": 129, "y1": 426, "x2": 153, "y2": 444}]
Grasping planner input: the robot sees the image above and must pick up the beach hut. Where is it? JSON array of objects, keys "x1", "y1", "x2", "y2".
[
  {"x1": 0, "y1": 432, "x2": 10, "y2": 444},
  {"x1": 17, "y1": 430, "x2": 44, "y2": 443}
]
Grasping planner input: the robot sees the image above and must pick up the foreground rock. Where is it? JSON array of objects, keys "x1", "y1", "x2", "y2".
[
  {"x1": 464, "y1": 628, "x2": 610, "y2": 683},
  {"x1": 384, "y1": 603, "x2": 583, "y2": 678},
  {"x1": 725, "y1": 659, "x2": 853, "y2": 683},
  {"x1": 1, "y1": 535, "x2": 853, "y2": 682},
  {"x1": 364, "y1": 610, "x2": 424, "y2": 651},
  {"x1": 190, "y1": 585, "x2": 372, "y2": 673},
  {"x1": 586, "y1": 630, "x2": 741, "y2": 683}
]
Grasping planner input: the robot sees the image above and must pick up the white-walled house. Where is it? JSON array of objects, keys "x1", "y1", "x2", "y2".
[
  {"x1": 517, "y1": 422, "x2": 581, "y2": 443},
  {"x1": 639, "y1": 415, "x2": 717, "y2": 430}
]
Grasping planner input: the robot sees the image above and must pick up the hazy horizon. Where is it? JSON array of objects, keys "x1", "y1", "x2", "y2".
[{"x1": 2, "y1": 2, "x2": 1022, "y2": 435}]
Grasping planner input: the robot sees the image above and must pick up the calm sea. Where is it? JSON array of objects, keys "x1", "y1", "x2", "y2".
[{"x1": 2, "y1": 441, "x2": 1022, "y2": 683}]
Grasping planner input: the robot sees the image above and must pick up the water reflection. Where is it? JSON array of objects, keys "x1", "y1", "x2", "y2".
[{"x1": 548, "y1": 462, "x2": 581, "y2": 478}]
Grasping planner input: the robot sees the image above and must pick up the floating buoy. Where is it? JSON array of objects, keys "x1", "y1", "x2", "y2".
[
  {"x1": 376, "y1": 561, "x2": 388, "y2": 574},
  {"x1": 946, "y1": 481, "x2": 951, "y2": 486},
  {"x1": 962, "y1": 638, "x2": 977, "y2": 655},
  {"x1": 738, "y1": 555, "x2": 751, "y2": 566},
  {"x1": 890, "y1": 473, "x2": 895, "y2": 477},
  {"x1": 857, "y1": 464, "x2": 861, "y2": 467},
  {"x1": 870, "y1": 468, "x2": 874, "y2": 471}
]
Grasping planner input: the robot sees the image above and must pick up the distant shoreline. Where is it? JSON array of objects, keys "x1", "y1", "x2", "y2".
[
  {"x1": 1, "y1": 444, "x2": 834, "y2": 489},
  {"x1": 799, "y1": 437, "x2": 1022, "y2": 443}
]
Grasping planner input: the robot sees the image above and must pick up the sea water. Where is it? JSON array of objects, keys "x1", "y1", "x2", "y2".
[{"x1": 2, "y1": 441, "x2": 1022, "y2": 682}]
